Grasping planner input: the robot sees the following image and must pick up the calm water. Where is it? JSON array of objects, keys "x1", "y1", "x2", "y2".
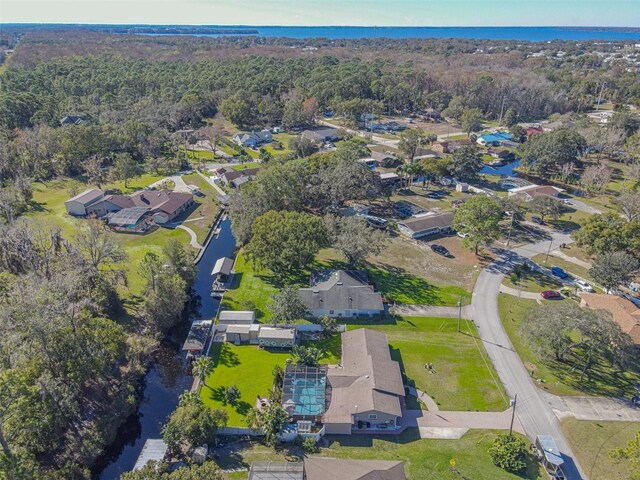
[
  {"x1": 95, "y1": 219, "x2": 236, "y2": 479},
  {"x1": 480, "y1": 159, "x2": 521, "y2": 176},
  {"x1": 143, "y1": 26, "x2": 640, "y2": 41}
]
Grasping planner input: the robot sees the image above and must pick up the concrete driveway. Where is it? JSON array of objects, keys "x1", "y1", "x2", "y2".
[
  {"x1": 552, "y1": 396, "x2": 640, "y2": 422},
  {"x1": 471, "y1": 231, "x2": 587, "y2": 480}
]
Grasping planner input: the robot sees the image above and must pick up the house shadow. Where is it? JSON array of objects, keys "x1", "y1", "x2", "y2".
[
  {"x1": 323, "y1": 428, "x2": 422, "y2": 449},
  {"x1": 368, "y1": 263, "x2": 446, "y2": 306},
  {"x1": 388, "y1": 346, "x2": 427, "y2": 411}
]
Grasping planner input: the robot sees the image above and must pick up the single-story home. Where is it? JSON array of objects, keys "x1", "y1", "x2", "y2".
[
  {"x1": 258, "y1": 327, "x2": 296, "y2": 348},
  {"x1": 212, "y1": 257, "x2": 234, "y2": 282},
  {"x1": 357, "y1": 157, "x2": 377, "y2": 170},
  {"x1": 477, "y1": 132, "x2": 513, "y2": 147},
  {"x1": 323, "y1": 329, "x2": 405, "y2": 435},
  {"x1": 397, "y1": 211, "x2": 455, "y2": 239},
  {"x1": 218, "y1": 310, "x2": 256, "y2": 325},
  {"x1": 107, "y1": 207, "x2": 153, "y2": 232},
  {"x1": 488, "y1": 147, "x2": 515, "y2": 161},
  {"x1": 507, "y1": 184, "x2": 564, "y2": 202},
  {"x1": 369, "y1": 151, "x2": 400, "y2": 167},
  {"x1": 580, "y1": 293, "x2": 640, "y2": 346},
  {"x1": 60, "y1": 115, "x2": 89, "y2": 126},
  {"x1": 525, "y1": 127, "x2": 543, "y2": 138},
  {"x1": 219, "y1": 167, "x2": 261, "y2": 188},
  {"x1": 248, "y1": 458, "x2": 406, "y2": 480},
  {"x1": 431, "y1": 139, "x2": 473, "y2": 154},
  {"x1": 233, "y1": 130, "x2": 273, "y2": 148},
  {"x1": 298, "y1": 270, "x2": 384, "y2": 318},
  {"x1": 379, "y1": 172, "x2": 401, "y2": 185},
  {"x1": 301, "y1": 127, "x2": 341, "y2": 143},
  {"x1": 64, "y1": 188, "x2": 105, "y2": 216},
  {"x1": 86, "y1": 194, "x2": 135, "y2": 217},
  {"x1": 130, "y1": 190, "x2": 194, "y2": 224}
]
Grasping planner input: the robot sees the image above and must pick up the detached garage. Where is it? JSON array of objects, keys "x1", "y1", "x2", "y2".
[
  {"x1": 64, "y1": 189, "x2": 104, "y2": 216},
  {"x1": 397, "y1": 212, "x2": 454, "y2": 239}
]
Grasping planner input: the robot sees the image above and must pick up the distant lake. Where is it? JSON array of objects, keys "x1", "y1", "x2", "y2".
[{"x1": 139, "y1": 26, "x2": 640, "y2": 41}]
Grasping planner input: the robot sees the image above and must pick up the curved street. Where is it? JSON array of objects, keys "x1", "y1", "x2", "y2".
[{"x1": 471, "y1": 231, "x2": 587, "y2": 480}]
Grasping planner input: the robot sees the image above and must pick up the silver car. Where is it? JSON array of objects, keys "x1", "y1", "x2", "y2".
[{"x1": 575, "y1": 280, "x2": 594, "y2": 292}]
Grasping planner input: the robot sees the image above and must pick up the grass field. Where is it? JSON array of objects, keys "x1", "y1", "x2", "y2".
[
  {"x1": 561, "y1": 418, "x2": 639, "y2": 480},
  {"x1": 498, "y1": 294, "x2": 640, "y2": 397},
  {"x1": 502, "y1": 268, "x2": 564, "y2": 293},
  {"x1": 531, "y1": 254, "x2": 593, "y2": 283},
  {"x1": 361, "y1": 316, "x2": 508, "y2": 411},
  {"x1": 180, "y1": 173, "x2": 221, "y2": 243},
  {"x1": 218, "y1": 429, "x2": 543, "y2": 480}
]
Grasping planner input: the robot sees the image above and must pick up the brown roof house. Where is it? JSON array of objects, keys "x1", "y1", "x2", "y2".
[
  {"x1": 580, "y1": 293, "x2": 640, "y2": 345},
  {"x1": 130, "y1": 189, "x2": 194, "y2": 224},
  {"x1": 219, "y1": 167, "x2": 261, "y2": 188},
  {"x1": 86, "y1": 194, "x2": 135, "y2": 217},
  {"x1": 397, "y1": 211, "x2": 455, "y2": 239},
  {"x1": 298, "y1": 270, "x2": 384, "y2": 318},
  {"x1": 507, "y1": 184, "x2": 564, "y2": 202},
  {"x1": 323, "y1": 329, "x2": 405, "y2": 435},
  {"x1": 431, "y1": 139, "x2": 473, "y2": 154}
]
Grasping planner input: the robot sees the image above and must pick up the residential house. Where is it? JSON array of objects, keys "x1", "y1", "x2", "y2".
[
  {"x1": 59, "y1": 115, "x2": 89, "y2": 126},
  {"x1": 303, "y1": 458, "x2": 406, "y2": 480},
  {"x1": 357, "y1": 157, "x2": 377, "y2": 170},
  {"x1": 219, "y1": 167, "x2": 261, "y2": 188},
  {"x1": 413, "y1": 147, "x2": 440, "y2": 161},
  {"x1": 525, "y1": 127, "x2": 543, "y2": 138},
  {"x1": 369, "y1": 151, "x2": 400, "y2": 167},
  {"x1": 431, "y1": 139, "x2": 473, "y2": 154},
  {"x1": 379, "y1": 172, "x2": 401, "y2": 186},
  {"x1": 233, "y1": 130, "x2": 273, "y2": 148},
  {"x1": 487, "y1": 147, "x2": 515, "y2": 162},
  {"x1": 129, "y1": 190, "x2": 194, "y2": 223},
  {"x1": 248, "y1": 459, "x2": 406, "y2": 480},
  {"x1": 397, "y1": 212, "x2": 455, "y2": 239},
  {"x1": 301, "y1": 127, "x2": 341, "y2": 143},
  {"x1": 64, "y1": 188, "x2": 105, "y2": 216},
  {"x1": 418, "y1": 109, "x2": 443, "y2": 122},
  {"x1": 86, "y1": 194, "x2": 135, "y2": 217},
  {"x1": 323, "y1": 329, "x2": 405, "y2": 434},
  {"x1": 477, "y1": 132, "x2": 513, "y2": 147},
  {"x1": 580, "y1": 293, "x2": 640, "y2": 346},
  {"x1": 507, "y1": 184, "x2": 564, "y2": 202},
  {"x1": 298, "y1": 270, "x2": 384, "y2": 318}
]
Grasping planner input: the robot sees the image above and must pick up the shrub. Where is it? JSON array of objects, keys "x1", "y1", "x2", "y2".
[
  {"x1": 489, "y1": 434, "x2": 528, "y2": 473},
  {"x1": 300, "y1": 436, "x2": 319, "y2": 454}
]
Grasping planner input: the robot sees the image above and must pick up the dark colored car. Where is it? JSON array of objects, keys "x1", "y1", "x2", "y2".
[
  {"x1": 540, "y1": 290, "x2": 563, "y2": 300},
  {"x1": 431, "y1": 244, "x2": 450, "y2": 256},
  {"x1": 551, "y1": 266, "x2": 569, "y2": 279},
  {"x1": 531, "y1": 216, "x2": 544, "y2": 225}
]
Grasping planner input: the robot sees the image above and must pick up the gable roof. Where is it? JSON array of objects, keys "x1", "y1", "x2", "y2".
[
  {"x1": 66, "y1": 188, "x2": 104, "y2": 206},
  {"x1": 234, "y1": 131, "x2": 272, "y2": 144},
  {"x1": 303, "y1": 457, "x2": 406, "y2": 480},
  {"x1": 223, "y1": 168, "x2": 261, "y2": 183},
  {"x1": 212, "y1": 257, "x2": 234, "y2": 276},
  {"x1": 324, "y1": 328, "x2": 404, "y2": 424},
  {"x1": 398, "y1": 212, "x2": 454, "y2": 234},
  {"x1": 298, "y1": 270, "x2": 384, "y2": 312},
  {"x1": 580, "y1": 293, "x2": 640, "y2": 344},
  {"x1": 94, "y1": 194, "x2": 135, "y2": 209},
  {"x1": 302, "y1": 127, "x2": 339, "y2": 142},
  {"x1": 509, "y1": 184, "x2": 564, "y2": 197}
]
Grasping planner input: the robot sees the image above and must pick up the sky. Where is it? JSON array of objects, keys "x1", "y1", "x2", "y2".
[{"x1": 2, "y1": 0, "x2": 640, "y2": 27}]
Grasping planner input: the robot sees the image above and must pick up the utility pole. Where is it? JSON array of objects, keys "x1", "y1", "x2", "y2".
[
  {"x1": 509, "y1": 394, "x2": 518, "y2": 437},
  {"x1": 545, "y1": 237, "x2": 554, "y2": 264},
  {"x1": 506, "y1": 211, "x2": 516, "y2": 248},
  {"x1": 457, "y1": 295, "x2": 463, "y2": 333}
]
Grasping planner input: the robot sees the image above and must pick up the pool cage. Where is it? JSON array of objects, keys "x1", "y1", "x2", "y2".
[{"x1": 281, "y1": 365, "x2": 328, "y2": 421}]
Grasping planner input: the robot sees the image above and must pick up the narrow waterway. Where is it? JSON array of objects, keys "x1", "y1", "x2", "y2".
[{"x1": 95, "y1": 218, "x2": 236, "y2": 479}]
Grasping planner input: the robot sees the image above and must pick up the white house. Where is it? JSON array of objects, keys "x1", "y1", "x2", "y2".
[
  {"x1": 233, "y1": 130, "x2": 272, "y2": 148},
  {"x1": 64, "y1": 189, "x2": 105, "y2": 216}
]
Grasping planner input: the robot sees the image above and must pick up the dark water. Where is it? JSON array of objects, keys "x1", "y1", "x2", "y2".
[
  {"x1": 141, "y1": 26, "x2": 640, "y2": 41},
  {"x1": 480, "y1": 159, "x2": 520, "y2": 176},
  {"x1": 96, "y1": 218, "x2": 236, "y2": 479}
]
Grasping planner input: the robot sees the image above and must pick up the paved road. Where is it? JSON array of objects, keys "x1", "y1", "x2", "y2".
[
  {"x1": 196, "y1": 170, "x2": 226, "y2": 196},
  {"x1": 472, "y1": 231, "x2": 587, "y2": 480}
]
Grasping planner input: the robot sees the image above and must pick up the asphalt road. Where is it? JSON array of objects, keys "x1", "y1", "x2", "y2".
[{"x1": 472, "y1": 231, "x2": 587, "y2": 480}]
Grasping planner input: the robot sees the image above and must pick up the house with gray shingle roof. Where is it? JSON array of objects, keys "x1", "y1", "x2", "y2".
[{"x1": 298, "y1": 270, "x2": 384, "y2": 318}]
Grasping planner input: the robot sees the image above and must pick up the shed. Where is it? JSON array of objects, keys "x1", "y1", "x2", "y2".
[
  {"x1": 182, "y1": 320, "x2": 213, "y2": 354},
  {"x1": 226, "y1": 324, "x2": 252, "y2": 344},
  {"x1": 133, "y1": 439, "x2": 168, "y2": 471},
  {"x1": 397, "y1": 212, "x2": 455, "y2": 239},
  {"x1": 212, "y1": 257, "x2": 234, "y2": 282},
  {"x1": 258, "y1": 327, "x2": 296, "y2": 348},
  {"x1": 64, "y1": 188, "x2": 105, "y2": 216},
  {"x1": 218, "y1": 310, "x2": 255, "y2": 325}
]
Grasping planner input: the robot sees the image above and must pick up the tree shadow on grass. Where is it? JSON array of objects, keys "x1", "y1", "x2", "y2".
[
  {"x1": 209, "y1": 342, "x2": 241, "y2": 368},
  {"x1": 367, "y1": 263, "x2": 446, "y2": 305}
]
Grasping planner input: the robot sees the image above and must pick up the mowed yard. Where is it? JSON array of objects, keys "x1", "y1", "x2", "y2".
[
  {"x1": 201, "y1": 316, "x2": 507, "y2": 426},
  {"x1": 498, "y1": 294, "x2": 640, "y2": 397},
  {"x1": 26, "y1": 177, "x2": 197, "y2": 297},
  {"x1": 218, "y1": 429, "x2": 543, "y2": 480}
]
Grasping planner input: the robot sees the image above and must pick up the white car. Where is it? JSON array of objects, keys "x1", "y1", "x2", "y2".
[
  {"x1": 457, "y1": 231, "x2": 468, "y2": 238},
  {"x1": 575, "y1": 280, "x2": 594, "y2": 293}
]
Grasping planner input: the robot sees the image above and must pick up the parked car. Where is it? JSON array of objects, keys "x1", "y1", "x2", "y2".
[
  {"x1": 575, "y1": 280, "x2": 594, "y2": 292},
  {"x1": 431, "y1": 244, "x2": 450, "y2": 256},
  {"x1": 457, "y1": 231, "x2": 468, "y2": 238},
  {"x1": 562, "y1": 199, "x2": 572, "y2": 205},
  {"x1": 540, "y1": 290, "x2": 563, "y2": 300},
  {"x1": 531, "y1": 216, "x2": 544, "y2": 225},
  {"x1": 551, "y1": 266, "x2": 569, "y2": 279}
]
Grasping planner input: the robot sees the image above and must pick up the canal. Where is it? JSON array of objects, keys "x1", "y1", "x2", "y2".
[{"x1": 95, "y1": 217, "x2": 236, "y2": 479}]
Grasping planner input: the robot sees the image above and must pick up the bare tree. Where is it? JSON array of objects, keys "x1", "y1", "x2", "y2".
[
  {"x1": 581, "y1": 164, "x2": 613, "y2": 194},
  {"x1": 613, "y1": 193, "x2": 640, "y2": 222},
  {"x1": 84, "y1": 155, "x2": 107, "y2": 189},
  {"x1": 74, "y1": 218, "x2": 127, "y2": 270}
]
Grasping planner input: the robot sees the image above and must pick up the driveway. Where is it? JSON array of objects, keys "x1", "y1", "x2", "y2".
[
  {"x1": 548, "y1": 395, "x2": 640, "y2": 422},
  {"x1": 567, "y1": 198, "x2": 602, "y2": 215},
  {"x1": 148, "y1": 171, "x2": 192, "y2": 193},
  {"x1": 391, "y1": 304, "x2": 473, "y2": 318},
  {"x1": 472, "y1": 231, "x2": 587, "y2": 479}
]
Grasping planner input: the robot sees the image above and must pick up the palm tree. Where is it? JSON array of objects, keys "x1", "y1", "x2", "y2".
[{"x1": 192, "y1": 356, "x2": 215, "y2": 387}]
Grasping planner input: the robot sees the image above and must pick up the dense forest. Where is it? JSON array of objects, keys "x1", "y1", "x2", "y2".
[{"x1": 0, "y1": 27, "x2": 640, "y2": 478}]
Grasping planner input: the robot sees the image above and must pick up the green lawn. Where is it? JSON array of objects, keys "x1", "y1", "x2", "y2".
[
  {"x1": 229, "y1": 162, "x2": 261, "y2": 171},
  {"x1": 218, "y1": 429, "x2": 542, "y2": 480},
  {"x1": 531, "y1": 254, "x2": 593, "y2": 283},
  {"x1": 561, "y1": 418, "x2": 639, "y2": 480},
  {"x1": 180, "y1": 173, "x2": 221, "y2": 243},
  {"x1": 498, "y1": 294, "x2": 640, "y2": 397},
  {"x1": 502, "y1": 268, "x2": 564, "y2": 293},
  {"x1": 359, "y1": 316, "x2": 508, "y2": 411},
  {"x1": 26, "y1": 178, "x2": 195, "y2": 297}
]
